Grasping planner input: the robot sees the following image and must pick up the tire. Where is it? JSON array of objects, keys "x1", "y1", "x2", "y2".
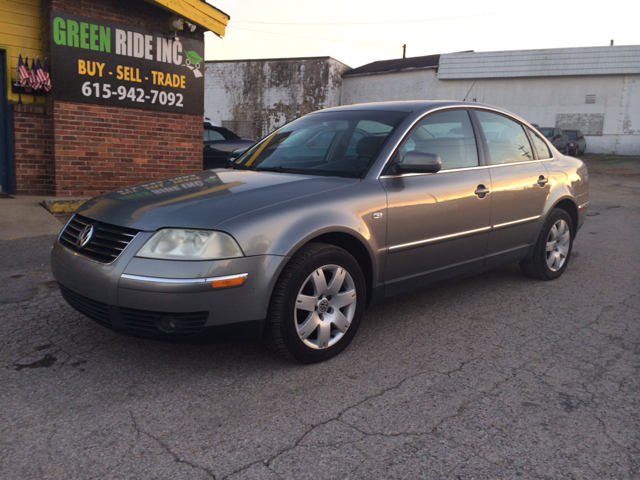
[
  {"x1": 520, "y1": 208, "x2": 574, "y2": 280},
  {"x1": 264, "y1": 243, "x2": 366, "y2": 363}
]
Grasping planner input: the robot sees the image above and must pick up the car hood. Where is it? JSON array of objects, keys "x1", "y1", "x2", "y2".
[{"x1": 76, "y1": 169, "x2": 360, "y2": 231}]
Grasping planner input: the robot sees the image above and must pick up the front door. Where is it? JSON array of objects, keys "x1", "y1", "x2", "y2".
[{"x1": 381, "y1": 108, "x2": 492, "y2": 296}]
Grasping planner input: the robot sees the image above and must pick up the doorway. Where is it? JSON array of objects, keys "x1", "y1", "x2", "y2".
[{"x1": 1, "y1": 49, "x2": 15, "y2": 194}]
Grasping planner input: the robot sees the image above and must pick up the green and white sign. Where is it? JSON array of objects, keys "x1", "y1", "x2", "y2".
[{"x1": 51, "y1": 11, "x2": 204, "y2": 114}]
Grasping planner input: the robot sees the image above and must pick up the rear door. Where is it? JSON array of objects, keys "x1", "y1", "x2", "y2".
[
  {"x1": 472, "y1": 109, "x2": 551, "y2": 267},
  {"x1": 381, "y1": 108, "x2": 492, "y2": 296}
]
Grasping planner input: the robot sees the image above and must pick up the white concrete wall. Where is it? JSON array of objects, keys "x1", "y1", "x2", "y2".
[
  {"x1": 205, "y1": 58, "x2": 349, "y2": 140},
  {"x1": 342, "y1": 70, "x2": 640, "y2": 155}
]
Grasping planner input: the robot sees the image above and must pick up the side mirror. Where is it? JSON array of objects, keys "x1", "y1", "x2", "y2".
[
  {"x1": 395, "y1": 151, "x2": 442, "y2": 174},
  {"x1": 229, "y1": 147, "x2": 248, "y2": 161}
]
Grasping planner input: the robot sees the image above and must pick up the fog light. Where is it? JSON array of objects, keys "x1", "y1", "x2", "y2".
[{"x1": 157, "y1": 316, "x2": 178, "y2": 333}]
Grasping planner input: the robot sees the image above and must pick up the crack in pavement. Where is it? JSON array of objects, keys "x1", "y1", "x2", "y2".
[{"x1": 129, "y1": 411, "x2": 217, "y2": 479}]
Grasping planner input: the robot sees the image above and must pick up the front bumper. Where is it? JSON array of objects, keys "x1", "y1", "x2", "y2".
[{"x1": 51, "y1": 234, "x2": 287, "y2": 342}]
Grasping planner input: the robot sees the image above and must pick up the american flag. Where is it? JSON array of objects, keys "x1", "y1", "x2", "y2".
[
  {"x1": 41, "y1": 58, "x2": 51, "y2": 92},
  {"x1": 17, "y1": 53, "x2": 29, "y2": 85},
  {"x1": 34, "y1": 57, "x2": 46, "y2": 91},
  {"x1": 28, "y1": 56, "x2": 38, "y2": 89}
]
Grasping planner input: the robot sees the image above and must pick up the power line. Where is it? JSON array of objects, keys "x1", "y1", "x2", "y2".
[
  {"x1": 232, "y1": 9, "x2": 534, "y2": 26},
  {"x1": 228, "y1": 25, "x2": 399, "y2": 47}
]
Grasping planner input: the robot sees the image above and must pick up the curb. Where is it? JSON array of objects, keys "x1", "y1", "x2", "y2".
[{"x1": 41, "y1": 199, "x2": 87, "y2": 214}]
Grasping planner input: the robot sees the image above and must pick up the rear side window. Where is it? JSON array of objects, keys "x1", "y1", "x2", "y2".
[
  {"x1": 475, "y1": 111, "x2": 533, "y2": 164},
  {"x1": 397, "y1": 109, "x2": 478, "y2": 170},
  {"x1": 527, "y1": 127, "x2": 551, "y2": 159},
  {"x1": 204, "y1": 129, "x2": 225, "y2": 141}
]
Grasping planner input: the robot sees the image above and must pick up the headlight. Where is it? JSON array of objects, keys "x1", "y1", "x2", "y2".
[{"x1": 136, "y1": 229, "x2": 244, "y2": 260}]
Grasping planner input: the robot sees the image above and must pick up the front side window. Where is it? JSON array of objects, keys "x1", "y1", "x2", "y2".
[
  {"x1": 476, "y1": 111, "x2": 533, "y2": 164},
  {"x1": 396, "y1": 109, "x2": 479, "y2": 170},
  {"x1": 235, "y1": 110, "x2": 408, "y2": 178},
  {"x1": 527, "y1": 127, "x2": 551, "y2": 160}
]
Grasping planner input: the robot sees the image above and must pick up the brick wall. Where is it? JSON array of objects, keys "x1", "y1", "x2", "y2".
[
  {"x1": 13, "y1": 104, "x2": 55, "y2": 195},
  {"x1": 10, "y1": 0, "x2": 204, "y2": 196},
  {"x1": 53, "y1": 101, "x2": 201, "y2": 196}
]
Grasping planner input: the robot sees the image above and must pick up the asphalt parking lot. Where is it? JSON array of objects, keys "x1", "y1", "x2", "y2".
[{"x1": 1, "y1": 165, "x2": 639, "y2": 479}]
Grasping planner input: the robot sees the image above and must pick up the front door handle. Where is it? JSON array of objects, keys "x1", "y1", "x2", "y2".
[
  {"x1": 537, "y1": 175, "x2": 549, "y2": 187},
  {"x1": 474, "y1": 185, "x2": 490, "y2": 198}
]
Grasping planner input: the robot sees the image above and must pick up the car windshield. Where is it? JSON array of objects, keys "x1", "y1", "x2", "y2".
[
  {"x1": 565, "y1": 131, "x2": 577, "y2": 139},
  {"x1": 538, "y1": 128, "x2": 554, "y2": 138},
  {"x1": 232, "y1": 110, "x2": 409, "y2": 177}
]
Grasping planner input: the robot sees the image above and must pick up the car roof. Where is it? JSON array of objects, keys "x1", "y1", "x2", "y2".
[
  {"x1": 315, "y1": 100, "x2": 502, "y2": 114},
  {"x1": 312, "y1": 100, "x2": 537, "y2": 130}
]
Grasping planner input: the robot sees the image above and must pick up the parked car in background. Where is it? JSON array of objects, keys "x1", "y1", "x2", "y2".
[
  {"x1": 564, "y1": 129, "x2": 586, "y2": 156},
  {"x1": 52, "y1": 101, "x2": 589, "y2": 363},
  {"x1": 538, "y1": 127, "x2": 569, "y2": 154},
  {"x1": 204, "y1": 124, "x2": 255, "y2": 169}
]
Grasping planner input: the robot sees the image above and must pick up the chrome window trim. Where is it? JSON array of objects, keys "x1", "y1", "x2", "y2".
[
  {"x1": 376, "y1": 104, "x2": 557, "y2": 179},
  {"x1": 388, "y1": 215, "x2": 541, "y2": 252},
  {"x1": 379, "y1": 158, "x2": 553, "y2": 179}
]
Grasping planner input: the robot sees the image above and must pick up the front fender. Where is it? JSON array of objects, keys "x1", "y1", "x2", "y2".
[{"x1": 215, "y1": 179, "x2": 388, "y2": 286}]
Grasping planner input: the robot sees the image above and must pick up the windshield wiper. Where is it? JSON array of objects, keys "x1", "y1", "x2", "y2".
[
  {"x1": 227, "y1": 163, "x2": 255, "y2": 170},
  {"x1": 255, "y1": 165, "x2": 288, "y2": 172}
]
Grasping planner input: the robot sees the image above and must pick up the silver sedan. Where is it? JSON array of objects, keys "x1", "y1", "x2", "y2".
[{"x1": 52, "y1": 101, "x2": 589, "y2": 363}]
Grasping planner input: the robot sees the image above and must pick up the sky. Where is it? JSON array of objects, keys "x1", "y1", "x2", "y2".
[{"x1": 203, "y1": 0, "x2": 639, "y2": 69}]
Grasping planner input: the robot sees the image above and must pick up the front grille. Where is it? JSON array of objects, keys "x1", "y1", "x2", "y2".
[
  {"x1": 59, "y1": 214, "x2": 139, "y2": 264},
  {"x1": 59, "y1": 284, "x2": 112, "y2": 328},
  {"x1": 120, "y1": 307, "x2": 209, "y2": 340}
]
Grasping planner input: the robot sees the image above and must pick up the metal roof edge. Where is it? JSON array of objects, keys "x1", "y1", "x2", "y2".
[{"x1": 343, "y1": 65, "x2": 438, "y2": 78}]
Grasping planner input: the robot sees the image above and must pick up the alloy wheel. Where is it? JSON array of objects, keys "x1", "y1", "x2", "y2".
[
  {"x1": 546, "y1": 219, "x2": 571, "y2": 271},
  {"x1": 294, "y1": 264, "x2": 357, "y2": 349}
]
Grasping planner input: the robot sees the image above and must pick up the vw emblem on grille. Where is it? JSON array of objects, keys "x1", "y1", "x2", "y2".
[{"x1": 76, "y1": 225, "x2": 94, "y2": 249}]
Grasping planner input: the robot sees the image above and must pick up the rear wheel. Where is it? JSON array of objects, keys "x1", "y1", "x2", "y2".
[
  {"x1": 265, "y1": 243, "x2": 366, "y2": 363},
  {"x1": 520, "y1": 208, "x2": 574, "y2": 280}
]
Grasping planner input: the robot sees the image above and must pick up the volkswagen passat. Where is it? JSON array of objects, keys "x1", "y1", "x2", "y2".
[{"x1": 52, "y1": 101, "x2": 589, "y2": 363}]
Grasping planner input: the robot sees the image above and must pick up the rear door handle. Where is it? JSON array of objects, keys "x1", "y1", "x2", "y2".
[
  {"x1": 537, "y1": 175, "x2": 549, "y2": 187},
  {"x1": 474, "y1": 185, "x2": 490, "y2": 198}
]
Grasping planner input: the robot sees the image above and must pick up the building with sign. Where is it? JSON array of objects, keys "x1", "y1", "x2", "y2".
[{"x1": 1, "y1": 0, "x2": 229, "y2": 196}]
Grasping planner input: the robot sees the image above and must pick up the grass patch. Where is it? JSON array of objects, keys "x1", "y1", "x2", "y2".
[{"x1": 580, "y1": 154, "x2": 640, "y2": 176}]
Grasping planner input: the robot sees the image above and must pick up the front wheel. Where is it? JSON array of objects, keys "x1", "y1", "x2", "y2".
[
  {"x1": 264, "y1": 243, "x2": 366, "y2": 363},
  {"x1": 520, "y1": 208, "x2": 574, "y2": 280}
]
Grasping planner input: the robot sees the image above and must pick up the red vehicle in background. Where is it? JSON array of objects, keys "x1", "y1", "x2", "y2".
[{"x1": 564, "y1": 129, "x2": 587, "y2": 156}]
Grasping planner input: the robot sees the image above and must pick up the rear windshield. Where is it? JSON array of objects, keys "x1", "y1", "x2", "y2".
[{"x1": 565, "y1": 131, "x2": 577, "y2": 139}]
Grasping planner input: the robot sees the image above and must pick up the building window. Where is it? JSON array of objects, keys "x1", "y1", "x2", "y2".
[{"x1": 585, "y1": 94, "x2": 596, "y2": 104}]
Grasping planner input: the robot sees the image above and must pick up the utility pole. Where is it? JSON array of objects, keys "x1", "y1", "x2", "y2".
[{"x1": 402, "y1": 44, "x2": 406, "y2": 58}]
